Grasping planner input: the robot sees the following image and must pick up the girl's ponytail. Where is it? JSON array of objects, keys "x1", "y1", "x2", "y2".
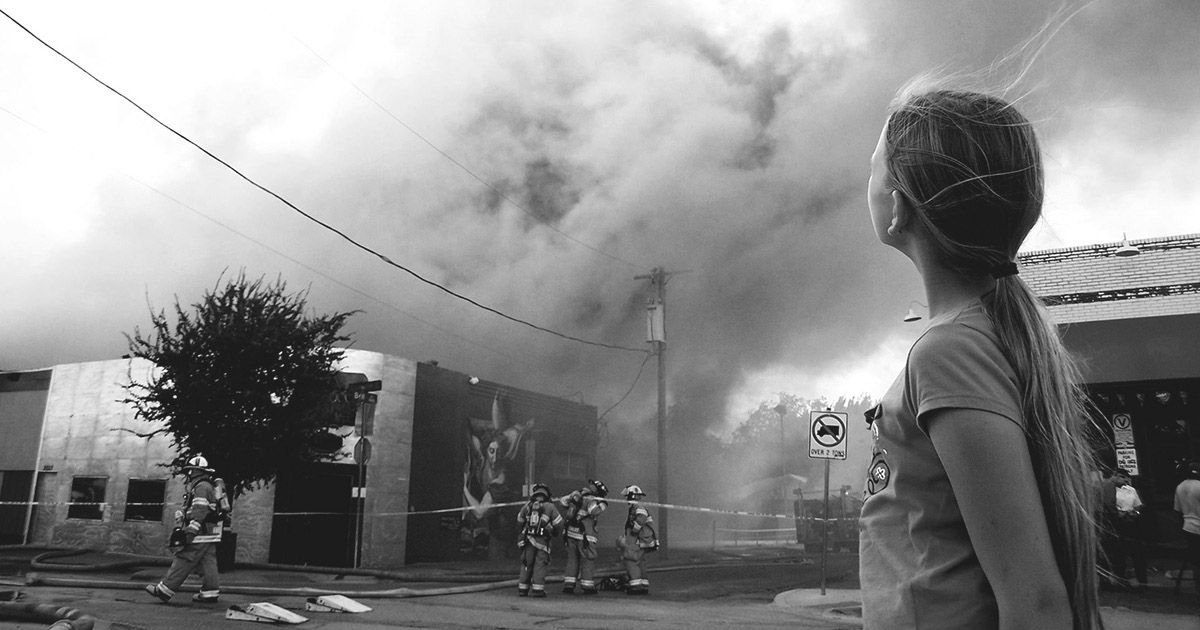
[{"x1": 985, "y1": 276, "x2": 1103, "y2": 630}]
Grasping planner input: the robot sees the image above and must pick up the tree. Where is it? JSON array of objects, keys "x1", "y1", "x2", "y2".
[{"x1": 123, "y1": 271, "x2": 358, "y2": 499}]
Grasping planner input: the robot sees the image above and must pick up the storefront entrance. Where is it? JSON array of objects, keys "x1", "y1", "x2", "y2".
[{"x1": 269, "y1": 462, "x2": 361, "y2": 567}]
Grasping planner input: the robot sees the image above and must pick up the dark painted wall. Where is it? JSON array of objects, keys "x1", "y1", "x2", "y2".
[
  {"x1": 406, "y1": 363, "x2": 469, "y2": 563},
  {"x1": 1062, "y1": 313, "x2": 1200, "y2": 383},
  {"x1": 1087, "y1": 378, "x2": 1199, "y2": 546},
  {"x1": 405, "y1": 362, "x2": 598, "y2": 564},
  {"x1": 0, "y1": 370, "x2": 52, "y2": 469},
  {"x1": 1064, "y1": 313, "x2": 1200, "y2": 547},
  {"x1": 0, "y1": 370, "x2": 51, "y2": 543}
]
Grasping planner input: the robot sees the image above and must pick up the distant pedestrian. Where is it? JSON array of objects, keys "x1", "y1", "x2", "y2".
[
  {"x1": 1106, "y1": 468, "x2": 1149, "y2": 591},
  {"x1": 1174, "y1": 461, "x2": 1200, "y2": 598},
  {"x1": 618, "y1": 485, "x2": 657, "y2": 595},
  {"x1": 516, "y1": 483, "x2": 564, "y2": 597},
  {"x1": 145, "y1": 455, "x2": 227, "y2": 603},
  {"x1": 559, "y1": 479, "x2": 608, "y2": 594}
]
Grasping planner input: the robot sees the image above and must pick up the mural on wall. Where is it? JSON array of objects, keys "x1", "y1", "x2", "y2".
[{"x1": 460, "y1": 390, "x2": 533, "y2": 554}]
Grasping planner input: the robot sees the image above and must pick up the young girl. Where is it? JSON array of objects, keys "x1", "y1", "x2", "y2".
[{"x1": 859, "y1": 80, "x2": 1102, "y2": 629}]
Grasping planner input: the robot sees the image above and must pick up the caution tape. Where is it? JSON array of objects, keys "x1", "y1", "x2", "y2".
[{"x1": 0, "y1": 498, "x2": 859, "y2": 523}]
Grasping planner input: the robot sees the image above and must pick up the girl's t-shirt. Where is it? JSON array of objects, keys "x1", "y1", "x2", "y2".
[{"x1": 859, "y1": 300, "x2": 1022, "y2": 630}]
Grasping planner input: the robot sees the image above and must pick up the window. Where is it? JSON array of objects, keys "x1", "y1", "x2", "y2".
[
  {"x1": 124, "y1": 479, "x2": 167, "y2": 522},
  {"x1": 552, "y1": 451, "x2": 588, "y2": 480},
  {"x1": 67, "y1": 477, "x2": 107, "y2": 520}
]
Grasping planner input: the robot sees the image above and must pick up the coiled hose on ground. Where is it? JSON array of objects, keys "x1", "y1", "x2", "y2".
[{"x1": 0, "y1": 601, "x2": 96, "y2": 630}]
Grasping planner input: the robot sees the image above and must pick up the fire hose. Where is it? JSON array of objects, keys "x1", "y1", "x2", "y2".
[
  {"x1": 2, "y1": 543, "x2": 811, "y2": 628},
  {"x1": 0, "y1": 601, "x2": 95, "y2": 630}
]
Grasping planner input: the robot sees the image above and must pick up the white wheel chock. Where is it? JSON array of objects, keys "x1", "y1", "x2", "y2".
[
  {"x1": 304, "y1": 594, "x2": 372, "y2": 613},
  {"x1": 225, "y1": 602, "x2": 308, "y2": 624}
]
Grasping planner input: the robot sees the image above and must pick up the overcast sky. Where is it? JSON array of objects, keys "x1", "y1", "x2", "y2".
[{"x1": 2, "y1": 0, "x2": 1198, "y2": 439}]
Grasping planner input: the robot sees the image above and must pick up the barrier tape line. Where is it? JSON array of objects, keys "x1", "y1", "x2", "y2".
[{"x1": 0, "y1": 498, "x2": 856, "y2": 522}]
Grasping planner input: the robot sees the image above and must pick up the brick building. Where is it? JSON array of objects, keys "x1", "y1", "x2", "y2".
[{"x1": 1021, "y1": 233, "x2": 1200, "y2": 540}]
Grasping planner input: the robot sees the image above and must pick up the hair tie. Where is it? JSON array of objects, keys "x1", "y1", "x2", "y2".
[{"x1": 990, "y1": 262, "x2": 1019, "y2": 279}]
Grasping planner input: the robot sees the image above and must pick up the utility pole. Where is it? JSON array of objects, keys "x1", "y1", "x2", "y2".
[
  {"x1": 775, "y1": 402, "x2": 787, "y2": 513},
  {"x1": 637, "y1": 266, "x2": 671, "y2": 558}
]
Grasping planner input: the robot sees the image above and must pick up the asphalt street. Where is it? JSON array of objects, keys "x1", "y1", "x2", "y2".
[{"x1": 1, "y1": 545, "x2": 1197, "y2": 629}]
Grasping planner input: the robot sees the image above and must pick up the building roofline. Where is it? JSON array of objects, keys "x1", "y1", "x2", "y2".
[{"x1": 1019, "y1": 233, "x2": 1200, "y2": 266}]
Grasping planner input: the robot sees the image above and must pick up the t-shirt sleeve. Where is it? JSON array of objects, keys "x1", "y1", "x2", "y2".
[{"x1": 906, "y1": 320, "x2": 1023, "y2": 435}]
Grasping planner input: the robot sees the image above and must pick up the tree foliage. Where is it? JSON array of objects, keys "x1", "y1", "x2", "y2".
[{"x1": 123, "y1": 271, "x2": 358, "y2": 498}]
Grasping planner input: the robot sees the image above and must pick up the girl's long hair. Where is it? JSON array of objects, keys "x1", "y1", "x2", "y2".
[{"x1": 885, "y1": 81, "x2": 1103, "y2": 630}]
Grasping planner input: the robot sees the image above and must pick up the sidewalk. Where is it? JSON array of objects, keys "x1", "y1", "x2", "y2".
[{"x1": 773, "y1": 587, "x2": 1200, "y2": 630}]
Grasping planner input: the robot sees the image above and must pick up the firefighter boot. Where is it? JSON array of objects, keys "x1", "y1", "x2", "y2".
[{"x1": 144, "y1": 583, "x2": 172, "y2": 603}]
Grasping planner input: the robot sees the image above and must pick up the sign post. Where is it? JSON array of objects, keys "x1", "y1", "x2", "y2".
[
  {"x1": 1111, "y1": 413, "x2": 1139, "y2": 476},
  {"x1": 352, "y1": 436, "x2": 371, "y2": 568},
  {"x1": 809, "y1": 409, "x2": 848, "y2": 596}
]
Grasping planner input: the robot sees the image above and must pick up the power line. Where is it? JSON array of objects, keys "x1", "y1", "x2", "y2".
[
  {"x1": 594, "y1": 350, "x2": 654, "y2": 451},
  {"x1": 1, "y1": 8, "x2": 647, "y2": 355},
  {"x1": 597, "y1": 349, "x2": 653, "y2": 424},
  {"x1": 292, "y1": 36, "x2": 650, "y2": 273},
  {"x1": 2, "y1": 103, "x2": 657, "y2": 422},
  {"x1": 0, "y1": 102, "x2": 525, "y2": 365}
]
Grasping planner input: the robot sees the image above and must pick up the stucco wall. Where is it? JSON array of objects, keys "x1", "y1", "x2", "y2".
[
  {"x1": 30, "y1": 358, "x2": 278, "y2": 562},
  {"x1": 33, "y1": 358, "x2": 178, "y2": 554},
  {"x1": 338, "y1": 349, "x2": 416, "y2": 568},
  {"x1": 28, "y1": 350, "x2": 418, "y2": 567}
]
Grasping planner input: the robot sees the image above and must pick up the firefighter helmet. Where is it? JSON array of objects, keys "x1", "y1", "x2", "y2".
[
  {"x1": 530, "y1": 483, "x2": 552, "y2": 501},
  {"x1": 184, "y1": 455, "x2": 214, "y2": 474},
  {"x1": 620, "y1": 484, "x2": 645, "y2": 499},
  {"x1": 586, "y1": 479, "x2": 609, "y2": 498}
]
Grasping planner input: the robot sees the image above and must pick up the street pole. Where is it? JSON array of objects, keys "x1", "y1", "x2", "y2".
[
  {"x1": 822, "y1": 457, "x2": 830, "y2": 596},
  {"x1": 656, "y1": 333, "x2": 667, "y2": 558},
  {"x1": 637, "y1": 267, "x2": 671, "y2": 558},
  {"x1": 774, "y1": 403, "x2": 787, "y2": 516},
  {"x1": 355, "y1": 454, "x2": 365, "y2": 568}
]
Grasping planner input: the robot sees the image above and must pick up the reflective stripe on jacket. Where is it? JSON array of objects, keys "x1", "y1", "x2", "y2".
[
  {"x1": 561, "y1": 492, "x2": 606, "y2": 544},
  {"x1": 518, "y1": 501, "x2": 564, "y2": 553},
  {"x1": 186, "y1": 478, "x2": 223, "y2": 544},
  {"x1": 625, "y1": 503, "x2": 656, "y2": 549}
]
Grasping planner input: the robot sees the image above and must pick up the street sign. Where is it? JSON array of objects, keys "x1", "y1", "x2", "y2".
[
  {"x1": 809, "y1": 411, "x2": 848, "y2": 460},
  {"x1": 353, "y1": 436, "x2": 372, "y2": 465},
  {"x1": 1111, "y1": 413, "x2": 1134, "y2": 448},
  {"x1": 1115, "y1": 446, "x2": 1139, "y2": 476}
]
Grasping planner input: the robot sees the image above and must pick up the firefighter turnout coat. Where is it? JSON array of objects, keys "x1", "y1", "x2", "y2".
[
  {"x1": 181, "y1": 474, "x2": 223, "y2": 544},
  {"x1": 561, "y1": 490, "x2": 607, "y2": 547},
  {"x1": 517, "y1": 499, "x2": 565, "y2": 554}
]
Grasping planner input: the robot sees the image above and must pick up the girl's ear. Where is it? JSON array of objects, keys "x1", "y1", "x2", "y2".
[{"x1": 886, "y1": 189, "x2": 913, "y2": 236}]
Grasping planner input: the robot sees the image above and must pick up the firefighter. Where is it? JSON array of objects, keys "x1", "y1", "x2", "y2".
[
  {"x1": 145, "y1": 455, "x2": 225, "y2": 604},
  {"x1": 559, "y1": 479, "x2": 608, "y2": 594},
  {"x1": 516, "y1": 483, "x2": 565, "y2": 597},
  {"x1": 617, "y1": 484, "x2": 657, "y2": 595}
]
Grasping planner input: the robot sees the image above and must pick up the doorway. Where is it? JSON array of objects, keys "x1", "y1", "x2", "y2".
[{"x1": 269, "y1": 463, "x2": 360, "y2": 567}]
